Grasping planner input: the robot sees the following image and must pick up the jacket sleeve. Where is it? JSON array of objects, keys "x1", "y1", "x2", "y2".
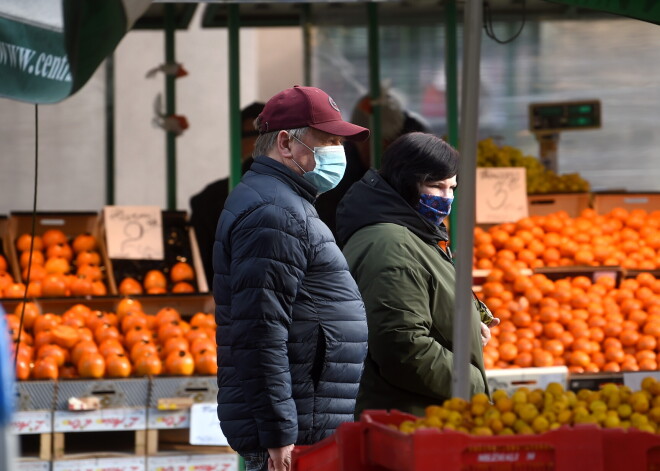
[
  {"x1": 227, "y1": 203, "x2": 307, "y2": 449},
  {"x1": 359, "y1": 262, "x2": 483, "y2": 401}
]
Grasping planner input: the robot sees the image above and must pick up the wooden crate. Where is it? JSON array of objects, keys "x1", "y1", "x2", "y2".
[
  {"x1": 104, "y1": 210, "x2": 209, "y2": 295},
  {"x1": 592, "y1": 192, "x2": 660, "y2": 214},
  {"x1": 7, "y1": 211, "x2": 117, "y2": 295},
  {"x1": 527, "y1": 192, "x2": 591, "y2": 217}
]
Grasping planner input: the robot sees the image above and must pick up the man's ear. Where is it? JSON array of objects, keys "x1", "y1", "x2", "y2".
[{"x1": 276, "y1": 131, "x2": 293, "y2": 159}]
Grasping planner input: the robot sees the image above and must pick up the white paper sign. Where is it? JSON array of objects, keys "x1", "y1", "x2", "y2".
[
  {"x1": 476, "y1": 167, "x2": 528, "y2": 224},
  {"x1": 189, "y1": 403, "x2": 228, "y2": 446},
  {"x1": 103, "y1": 206, "x2": 164, "y2": 260}
]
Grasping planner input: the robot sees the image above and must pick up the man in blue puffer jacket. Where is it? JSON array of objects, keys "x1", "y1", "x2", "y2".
[{"x1": 213, "y1": 86, "x2": 369, "y2": 471}]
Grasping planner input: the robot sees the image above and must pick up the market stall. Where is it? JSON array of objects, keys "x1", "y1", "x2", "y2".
[{"x1": 2, "y1": 1, "x2": 660, "y2": 470}]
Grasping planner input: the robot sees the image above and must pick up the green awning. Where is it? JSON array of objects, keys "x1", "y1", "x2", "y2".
[
  {"x1": 546, "y1": 0, "x2": 660, "y2": 25},
  {"x1": 0, "y1": 0, "x2": 150, "y2": 104}
]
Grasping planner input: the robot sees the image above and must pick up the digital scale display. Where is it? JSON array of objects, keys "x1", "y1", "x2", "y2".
[{"x1": 529, "y1": 100, "x2": 601, "y2": 132}]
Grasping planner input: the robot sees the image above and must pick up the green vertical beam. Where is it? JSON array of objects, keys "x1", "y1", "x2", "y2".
[
  {"x1": 367, "y1": 2, "x2": 382, "y2": 169},
  {"x1": 164, "y1": 4, "x2": 176, "y2": 210},
  {"x1": 228, "y1": 4, "x2": 241, "y2": 190},
  {"x1": 105, "y1": 55, "x2": 115, "y2": 205},
  {"x1": 445, "y1": 0, "x2": 459, "y2": 247},
  {"x1": 302, "y1": 3, "x2": 312, "y2": 86}
]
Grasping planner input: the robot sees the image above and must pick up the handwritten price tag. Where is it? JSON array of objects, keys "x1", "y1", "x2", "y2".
[
  {"x1": 103, "y1": 206, "x2": 164, "y2": 260},
  {"x1": 148, "y1": 408, "x2": 190, "y2": 429},
  {"x1": 476, "y1": 167, "x2": 528, "y2": 224},
  {"x1": 189, "y1": 403, "x2": 228, "y2": 446},
  {"x1": 11, "y1": 411, "x2": 51, "y2": 434},
  {"x1": 54, "y1": 408, "x2": 146, "y2": 432}
]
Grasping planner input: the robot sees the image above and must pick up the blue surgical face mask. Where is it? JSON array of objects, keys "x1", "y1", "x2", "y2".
[
  {"x1": 290, "y1": 135, "x2": 347, "y2": 194},
  {"x1": 417, "y1": 193, "x2": 453, "y2": 226}
]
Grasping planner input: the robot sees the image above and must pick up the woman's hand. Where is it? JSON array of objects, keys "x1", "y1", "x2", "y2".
[{"x1": 480, "y1": 317, "x2": 500, "y2": 347}]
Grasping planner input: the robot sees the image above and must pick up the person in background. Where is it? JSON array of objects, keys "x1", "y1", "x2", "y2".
[
  {"x1": 189, "y1": 102, "x2": 264, "y2": 288},
  {"x1": 335, "y1": 132, "x2": 498, "y2": 419},
  {"x1": 213, "y1": 86, "x2": 369, "y2": 471},
  {"x1": 315, "y1": 88, "x2": 431, "y2": 236}
]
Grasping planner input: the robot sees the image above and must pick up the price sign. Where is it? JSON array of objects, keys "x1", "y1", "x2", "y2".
[
  {"x1": 476, "y1": 167, "x2": 528, "y2": 224},
  {"x1": 103, "y1": 206, "x2": 164, "y2": 260},
  {"x1": 189, "y1": 403, "x2": 228, "y2": 446}
]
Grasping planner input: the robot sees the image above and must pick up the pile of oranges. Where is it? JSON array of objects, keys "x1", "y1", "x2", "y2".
[
  {"x1": 6, "y1": 299, "x2": 217, "y2": 380},
  {"x1": 480, "y1": 267, "x2": 660, "y2": 373},
  {"x1": 2, "y1": 229, "x2": 109, "y2": 298},
  {"x1": 117, "y1": 262, "x2": 197, "y2": 296},
  {"x1": 474, "y1": 208, "x2": 660, "y2": 270}
]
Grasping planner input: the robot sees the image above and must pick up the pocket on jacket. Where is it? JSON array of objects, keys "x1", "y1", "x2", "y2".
[{"x1": 310, "y1": 326, "x2": 327, "y2": 388}]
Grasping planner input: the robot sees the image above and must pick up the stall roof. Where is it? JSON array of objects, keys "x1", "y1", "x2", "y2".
[
  {"x1": 198, "y1": 0, "x2": 614, "y2": 28},
  {"x1": 133, "y1": 3, "x2": 198, "y2": 29}
]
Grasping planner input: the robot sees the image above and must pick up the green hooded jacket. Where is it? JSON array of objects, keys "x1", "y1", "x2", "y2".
[{"x1": 336, "y1": 169, "x2": 489, "y2": 418}]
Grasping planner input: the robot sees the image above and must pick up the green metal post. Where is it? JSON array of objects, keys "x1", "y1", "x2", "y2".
[
  {"x1": 302, "y1": 3, "x2": 312, "y2": 86},
  {"x1": 164, "y1": 4, "x2": 176, "y2": 210},
  {"x1": 105, "y1": 55, "x2": 115, "y2": 205},
  {"x1": 367, "y1": 2, "x2": 382, "y2": 169},
  {"x1": 228, "y1": 4, "x2": 242, "y2": 190},
  {"x1": 445, "y1": 0, "x2": 459, "y2": 246}
]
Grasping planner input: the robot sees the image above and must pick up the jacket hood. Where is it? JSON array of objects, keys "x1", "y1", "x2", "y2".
[{"x1": 336, "y1": 169, "x2": 448, "y2": 247}]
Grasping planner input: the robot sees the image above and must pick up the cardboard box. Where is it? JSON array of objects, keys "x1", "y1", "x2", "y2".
[
  {"x1": 486, "y1": 366, "x2": 569, "y2": 395},
  {"x1": 527, "y1": 192, "x2": 591, "y2": 217},
  {"x1": 7, "y1": 211, "x2": 117, "y2": 295},
  {"x1": 592, "y1": 192, "x2": 660, "y2": 214}
]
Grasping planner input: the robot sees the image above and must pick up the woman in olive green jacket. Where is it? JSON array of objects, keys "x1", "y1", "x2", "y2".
[{"x1": 336, "y1": 132, "x2": 497, "y2": 418}]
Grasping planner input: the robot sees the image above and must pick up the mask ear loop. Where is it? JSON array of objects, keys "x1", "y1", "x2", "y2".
[{"x1": 288, "y1": 133, "x2": 314, "y2": 174}]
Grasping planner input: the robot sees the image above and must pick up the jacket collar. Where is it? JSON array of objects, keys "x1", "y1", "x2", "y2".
[
  {"x1": 336, "y1": 168, "x2": 449, "y2": 247},
  {"x1": 250, "y1": 155, "x2": 318, "y2": 203}
]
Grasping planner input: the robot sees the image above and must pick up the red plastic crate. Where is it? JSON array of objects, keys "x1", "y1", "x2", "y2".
[
  {"x1": 602, "y1": 428, "x2": 660, "y2": 470},
  {"x1": 292, "y1": 422, "x2": 369, "y2": 471},
  {"x1": 361, "y1": 409, "x2": 604, "y2": 471}
]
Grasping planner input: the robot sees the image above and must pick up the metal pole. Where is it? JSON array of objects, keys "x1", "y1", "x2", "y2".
[
  {"x1": 452, "y1": 0, "x2": 482, "y2": 400},
  {"x1": 445, "y1": 0, "x2": 459, "y2": 247},
  {"x1": 302, "y1": 3, "x2": 312, "y2": 86},
  {"x1": 367, "y1": 2, "x2": 382, "y2": 169},
  {"x1": 164, "y1": 4, "x2": 176, "y2": 210},
  {"x1": 228, "y1": 4, "x2": 241, "y2": 190},
  {"x1": 105, "y1": 55, "x2": 115, "y2": 205}
]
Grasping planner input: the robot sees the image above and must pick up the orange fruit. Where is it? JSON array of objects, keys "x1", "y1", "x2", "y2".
[
  {"x1": 170, "y1": 262, "x2": 195, "y2": 283},
  {"x1": 119, "y1": 277, "x2": 143, "y2": 296}
]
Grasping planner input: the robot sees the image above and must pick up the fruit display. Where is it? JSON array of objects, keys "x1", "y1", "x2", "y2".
[
  {"x1": 477, "y1": 138, "x2": 590, "y2": 194},
  {"x1": 116, "y1": 261, "x2": 197, "y2": 295},
  {"x1": 478, "y1": 268, "x2": 660, "y2": 373},
  {"x1": 6, "y1": 229, "x2": 110, "y2": 298},
  {"x1": 397, "y1": 379, "x2": 660, "y2": 436},
  {"x1": 6, "y1": 299, "x2": 217, "y2": 380},
  {"x1": 474, "y1": 208, "x2": 660, "y2": 270}
]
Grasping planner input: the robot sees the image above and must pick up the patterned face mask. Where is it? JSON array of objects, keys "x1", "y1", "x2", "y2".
[{"x1": 417, "y1": 193, "x2": 453, "y2": 226}]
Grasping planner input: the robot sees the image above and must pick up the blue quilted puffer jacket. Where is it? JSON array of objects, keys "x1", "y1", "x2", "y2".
[{"x1": 213, "y1": 155, "x2": 368, "y2": 455}]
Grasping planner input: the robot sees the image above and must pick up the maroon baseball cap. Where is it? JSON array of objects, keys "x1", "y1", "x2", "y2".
[{"x1": 257, "y1": 86, "x2": 370, "y2": 141}]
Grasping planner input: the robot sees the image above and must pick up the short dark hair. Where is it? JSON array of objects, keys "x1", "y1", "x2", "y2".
[
  {"x1": 241, "y1": 102, "x2": 265, "y2": 122},
  {"x1": 379, "y1": 132, "x2": 459, "y2": 207}
]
